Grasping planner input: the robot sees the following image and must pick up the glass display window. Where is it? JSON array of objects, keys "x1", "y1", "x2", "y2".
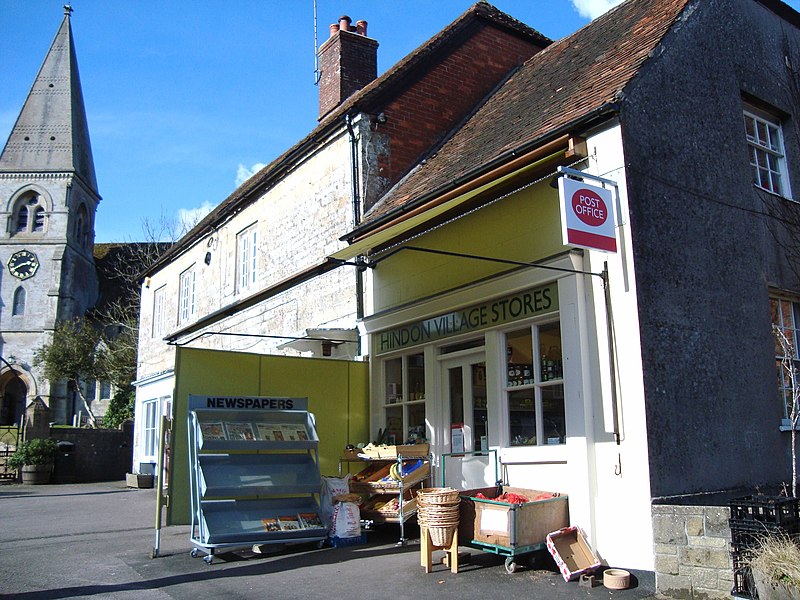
[
  {"x1": 505, "y1": 320, "x2": 564, "y2": 446},
  {"x1": 381, "y1": 352, "x2": 426, "y2": 444}
]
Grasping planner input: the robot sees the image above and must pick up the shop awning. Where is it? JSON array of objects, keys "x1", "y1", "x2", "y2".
[{"x1": 329, "y1": 143, "x2": 571, "y2": 262}]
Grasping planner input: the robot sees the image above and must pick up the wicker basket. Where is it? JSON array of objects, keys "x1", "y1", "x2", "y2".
[
  {"x1": 427, "y1": 524, "x2": 457, "y2": 547},
  {"x1": 417, "y1": 487, "x2": 460, "y2": 504}
]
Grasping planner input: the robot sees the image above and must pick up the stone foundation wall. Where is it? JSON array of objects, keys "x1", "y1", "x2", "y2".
[{"x1": 652, "y1": 504, "x2": 733, "y2": 600}]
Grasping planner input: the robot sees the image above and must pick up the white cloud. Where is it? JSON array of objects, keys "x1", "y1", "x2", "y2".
[
  {"x1": 235, "y1": 162, "x2": 267, "y2": 187},
  {"x1": 571, "y1": 0, "x2": 624, "y2": 19},
  {"x1": 177, "y1": 201, "x2": 214, "y2": 233}
]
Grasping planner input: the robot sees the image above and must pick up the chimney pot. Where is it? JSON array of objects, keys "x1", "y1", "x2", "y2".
[
  {"x1": 339, "y1": 15, "x2": 352, "y2": 31},
  {"x1": 329, "y1": 23, "x2": 340, "y2": 37},
  {"x1": 356, "y1": 20, "x2": 368, "y2": 36}
]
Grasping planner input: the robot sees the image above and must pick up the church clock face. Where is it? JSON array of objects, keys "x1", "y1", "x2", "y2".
[{"x1": 7, "y1": 250, "x2": 39, "y2": 280}]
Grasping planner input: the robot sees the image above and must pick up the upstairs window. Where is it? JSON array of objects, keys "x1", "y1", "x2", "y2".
[
  {"x1": 237, "y1": 224, "x2": 258, "y2": 292},
  {"x1": 745, "y1": 106, "x2": 790, "y2": 197},
  {"x1": 772, "y1": 294, "x2": 800, "y2": 423},
  {"x1": 152, "y1": 285, "x2": 166, "y2": 337},
  {"x1": 179, "y1": 267, "x2": 196, "y2": 324}
]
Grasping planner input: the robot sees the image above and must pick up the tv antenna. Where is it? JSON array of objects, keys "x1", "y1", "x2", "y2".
[{"x1": 313, "y1": 0, "x2": 321, "y2": 85}]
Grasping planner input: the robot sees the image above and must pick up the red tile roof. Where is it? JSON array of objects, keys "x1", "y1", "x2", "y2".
[{"x1": 356, "y1": 0, "x2": 691, "y2": 231}]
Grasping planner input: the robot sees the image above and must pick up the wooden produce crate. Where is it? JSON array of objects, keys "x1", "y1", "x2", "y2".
[
  {"x1": 350, "y1": 461, "x2": 430, "y2": 494},
  {"x1": 360, "y1": 490, "x2": 418, "y2": 523},
  {"x1": 458, "y1": 486, "x2": 569, "y2": 551},
  {"x1": 354, "y1": 444, "x2": 430, "y2": 460}
]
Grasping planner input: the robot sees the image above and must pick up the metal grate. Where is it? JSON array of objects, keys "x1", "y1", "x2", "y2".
[{"x1": 0, "y1": 426, "x2": 20, "y2": 479}]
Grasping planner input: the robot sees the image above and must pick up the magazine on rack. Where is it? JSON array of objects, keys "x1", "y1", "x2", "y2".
[
  {"x1": 199, "y1": 422, "x2": 226, "y2": 440},
  {"x1": 261, "y1": 517, "x2": 280, "y2": 532},
  {"x1": 255, "y1": 423, "x2": 275, "y2": 441},
  {"x1": 224, "y1": 422, "x2": 255, "y2": 441},
  {"x1": 277, "y1": 515, "x2": 301, "y2": 531},
  {"x1": 298, "y1": 512, "x2": 324, "y2": 529}
]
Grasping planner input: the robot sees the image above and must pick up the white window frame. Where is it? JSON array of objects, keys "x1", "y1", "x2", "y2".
[
  {"x1": 237, "y1": 224, "x2": 258, "y2": 292},
  {"x1": 503, "y1": 318, "x2": 565, "y2": 447},
  {"x1": 152, "y1": 285, "x2": 166, "y2": 337},
  {"x1": 380, "y1": 351, "x2": 427, "y2": 445},
  {"x1": 179, "y1": 267, "x2": 196, "y2": 324},
  {"x1": 142, "y1": 399, "x2": 158, "y2": 460},
  {"x1": 745, "y1": 106, "x2": 791, "y2": 198},
  {"x1": 772, "y1": 294, "x2": 800, "y2": 427}
]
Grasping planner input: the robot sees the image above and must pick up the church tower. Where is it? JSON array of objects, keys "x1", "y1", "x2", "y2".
[{"x1": 0, "y1": 6, "x2": 100, "y2": 424}]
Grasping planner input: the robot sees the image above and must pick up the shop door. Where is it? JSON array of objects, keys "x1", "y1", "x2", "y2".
[{"x1": 440, "y1": 353, "x2": 493, "y2": 490}]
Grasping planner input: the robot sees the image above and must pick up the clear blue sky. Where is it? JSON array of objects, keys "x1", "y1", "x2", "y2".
[{"x1": 2, "y1": 1, "x2": 799, "y2": 242}]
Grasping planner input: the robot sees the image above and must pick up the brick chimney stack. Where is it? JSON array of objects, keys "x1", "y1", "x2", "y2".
[{"x1": 318, "y1": 15, "x2": 378, "y2": 120}]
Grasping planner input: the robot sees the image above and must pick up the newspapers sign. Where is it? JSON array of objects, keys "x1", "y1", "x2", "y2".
[{"x1": 558, "y1": 177, "x2": 617, "y2": 253}]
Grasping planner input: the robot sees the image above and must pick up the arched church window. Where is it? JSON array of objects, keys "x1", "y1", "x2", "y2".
[
  {"x1": 75, "y1": 204, "x2": 89, "y2": 248},
  {"x1": 12, "y1": 287, "x2": 26, "y2": 316},
  {"x1": 11, "y1": 194, "x2": 46, "y2": 235}
]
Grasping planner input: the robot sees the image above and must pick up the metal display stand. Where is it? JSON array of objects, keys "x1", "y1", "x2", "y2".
[
  {"x1": 340, "y1": 450, "x2": 430, "y2": 545},
  {"x1": 187, "y1": 396, "x2": 327, "y2": 563}
]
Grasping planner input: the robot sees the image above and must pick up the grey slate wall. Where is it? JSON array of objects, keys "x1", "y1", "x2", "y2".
[{"x1": 620, "y1": 0, "x2": 800, "y2": 497}]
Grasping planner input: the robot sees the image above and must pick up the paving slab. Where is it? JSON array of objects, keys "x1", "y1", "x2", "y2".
[{"x1": 0, "y1": 481, "x2": 661, "y2": 599}]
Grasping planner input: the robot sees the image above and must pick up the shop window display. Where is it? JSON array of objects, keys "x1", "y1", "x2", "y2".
[
  {"x1": 505, "y1": 322, "x2": 565, "y2": 446},
  {"x1": 382, "y1": 353, "x2": 427, "y2": 444}
]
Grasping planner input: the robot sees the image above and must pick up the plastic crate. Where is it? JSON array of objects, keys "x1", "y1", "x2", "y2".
[
  {"x1": 729, "y1": 496, "x2": 800, "y2": 530},
  {"x1": 328, "y1": 533, "x2": 367, "y2": 548},
  {"x1": 731, "y1": 565, "x2": 755, "y2": 599}
]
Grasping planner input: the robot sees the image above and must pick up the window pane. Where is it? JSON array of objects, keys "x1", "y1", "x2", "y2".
[
  {"x1": 509, "y1": 389, "x2": 536, "y2": 446},
  {"x1": 408, "y1": 403, "x2": 426, "y2": 444},
  {"x1": 385, "y1": 358, "x2": 402, "y2": 403},
  {"x1": 542, "y1": 384, "x2": 566, "y2": 444},
  {"x1": 745, "y1": 115, "x2": 755, "y2": 140},
  {"x1": 507, "y1": 328, "x2": 532, "y2": 386},
  {"x1": 449, "y1": 366, "x2": 464, "y2": 425},
  {"x1": 539, "y1": 322, "x2": 563, "y2": 381},
  {"x1": 385, "y1": 405, "x2": 402, "y2": 444},
  {"x1": 408, "y1": 353, "x2": 425, "y2": 400}
]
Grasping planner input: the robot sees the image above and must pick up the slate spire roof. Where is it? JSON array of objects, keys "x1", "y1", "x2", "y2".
[{"x1": 0, "y1": 6, "x2": 98, "y2": 193}]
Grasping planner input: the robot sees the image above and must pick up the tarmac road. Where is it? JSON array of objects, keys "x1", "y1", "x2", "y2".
[{"x1": 0, "y1": 481, "x2": 659, "y2": 599}]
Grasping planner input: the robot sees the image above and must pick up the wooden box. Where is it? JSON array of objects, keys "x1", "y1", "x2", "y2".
[
  {"x1": 359, "y1": 444, "x2": 429, "y2": 459},
  {"x1": 458, "y1": 486, "x2": 569, "y2": 550}
]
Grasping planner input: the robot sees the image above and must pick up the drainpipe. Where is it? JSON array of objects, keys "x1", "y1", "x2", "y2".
[{"x1": 345, "y1": 114, "x2": 365, "y2": 354}]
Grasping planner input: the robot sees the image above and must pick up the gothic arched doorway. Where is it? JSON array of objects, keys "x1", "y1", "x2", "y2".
[{"x1": 0, "y1": 371, "x2": 28, "y2": 426}]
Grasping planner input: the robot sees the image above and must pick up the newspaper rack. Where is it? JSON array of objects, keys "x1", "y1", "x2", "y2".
[{"x1": 187, "y1": 395, "x2": 328, "y2": 563}]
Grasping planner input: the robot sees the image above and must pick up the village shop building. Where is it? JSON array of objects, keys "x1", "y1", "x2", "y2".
[
  {"x1": 140, "y1": 0, "x2": 800, "y2": 597},
  {"x1": 331, "y1": 0, "x2": 800, "y2": 595}
]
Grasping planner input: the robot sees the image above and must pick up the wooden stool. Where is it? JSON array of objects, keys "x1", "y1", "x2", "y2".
[{"x1": 420, "y1": 525, "x2": 459, "y2": 573}]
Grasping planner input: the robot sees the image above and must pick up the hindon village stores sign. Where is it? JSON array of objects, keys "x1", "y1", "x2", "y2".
[{"x1": 376, "y1": 283, "x2": 558, "y2": 354}]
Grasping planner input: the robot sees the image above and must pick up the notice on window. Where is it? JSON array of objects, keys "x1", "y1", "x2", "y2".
[{"x1": 451, "y1": 424, "x2": 465, "y2": 455}]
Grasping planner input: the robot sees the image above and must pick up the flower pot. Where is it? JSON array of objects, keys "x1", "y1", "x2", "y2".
[
  {"x1": 21, "y1": 464, "x2": 52, "y2": 485},
  {"x1": 753, "y1": 567, "x2": 800, "y2": 600}
]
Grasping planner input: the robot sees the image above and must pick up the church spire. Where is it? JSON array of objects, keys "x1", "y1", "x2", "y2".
[{"x1": 0, "y1": 6, "x2": 98, "y2": 193}]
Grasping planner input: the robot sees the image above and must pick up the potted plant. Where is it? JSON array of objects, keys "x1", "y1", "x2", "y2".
[
  {"x1": 750, "y1": 533, "x2": 800, "y2": 600},
  {"x1": 7, "y1": 438, "x2": 57, "y2": 484}
]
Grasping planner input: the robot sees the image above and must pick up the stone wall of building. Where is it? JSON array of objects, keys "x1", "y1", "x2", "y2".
[
  {"x1": 50, "y1": 421, "x2": 133, "y2": 483},
  {"x1": 652, "y1": 504, "x2": 733, "y2": 600}
]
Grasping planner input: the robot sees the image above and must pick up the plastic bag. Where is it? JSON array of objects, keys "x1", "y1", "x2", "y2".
[
  {"x1": 320, "y1": 474, "x2": 350, "y2": 528},
  {"x1": 331, "y1": 501, "x2": 361, "y2": 539}
]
